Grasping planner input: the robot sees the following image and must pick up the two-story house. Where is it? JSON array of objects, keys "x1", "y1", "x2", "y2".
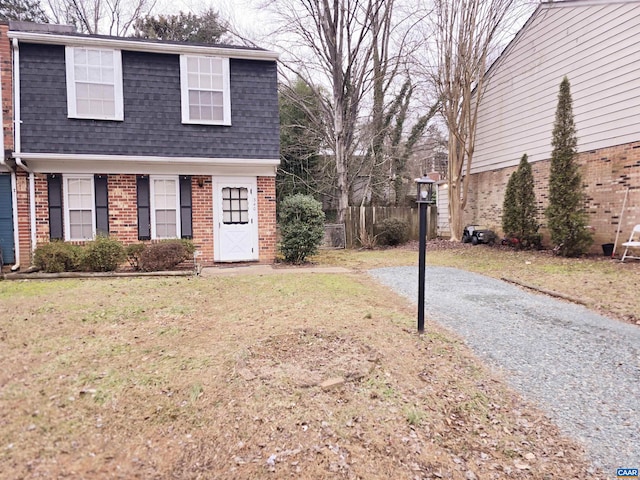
[{"x1": 1, "y1": 21, "x2": 279, "y2": 270}]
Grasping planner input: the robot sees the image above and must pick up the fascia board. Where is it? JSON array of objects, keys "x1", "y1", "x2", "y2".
[
  {"x1": 15, "y1": 153, "x2": 280, "y2": 177},
  {"x1": 8, "y1": 31, "x2": 279, "y2": 61}
]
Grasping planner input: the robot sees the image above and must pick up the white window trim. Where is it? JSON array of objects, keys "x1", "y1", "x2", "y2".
[
  {"x1": 65, "y1": 46, "x2": 124, "y2": 121},
  {"x1": 63, "y1": 174, "x2": 96, "y2": 241},
  {"x1": 180, "y1": 55, "x2": 231, "y2": 126},
  {"x1": 149, "y1": 175, "x2": 181, "y2": 240}
]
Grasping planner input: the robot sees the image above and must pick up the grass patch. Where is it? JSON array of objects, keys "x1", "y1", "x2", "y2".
[{"x1": 0, "y1": 271, "x2": 600, "y2": 478}]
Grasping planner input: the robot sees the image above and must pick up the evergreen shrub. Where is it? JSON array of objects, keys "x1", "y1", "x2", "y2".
[
  {"x1": 82, "y1": 235, "x2": 126, "y2": 272},
  {"x1": 377, "y1": 218, "x2": 410, "y2": 246},
  {"x1": 138, "y1": 239, "x2": 194, "y2": 271},
  {"x1": 279, "y1": 194, "x2": 325, "y2": 264},
  {"x1": 33, "y1": 241, "x2": 83, "y2": 273}
]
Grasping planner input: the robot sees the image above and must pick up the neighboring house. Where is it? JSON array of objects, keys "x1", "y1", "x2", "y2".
[
  {"x1": 1, "y1": 21, "x2": 279, "y2": 269},
  {"x1": 465, "y1": 0, "x2": 640, "y2": 251}
]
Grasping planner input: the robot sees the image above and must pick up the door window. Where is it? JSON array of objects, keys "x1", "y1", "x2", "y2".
[{"x1": 222, "y1": 187, "x2": 249, "y2": 224}]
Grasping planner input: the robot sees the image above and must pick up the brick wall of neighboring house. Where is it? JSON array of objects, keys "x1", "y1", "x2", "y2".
[
  {"x1": 465, "y1": 141, "x2": 640, "y2": 252},
  {"x1": 1, "y1": 24, "x2": 12, "y2": 152},
  {"x1": 257, "y1": 176, "x2": 277, "y2": 263}
]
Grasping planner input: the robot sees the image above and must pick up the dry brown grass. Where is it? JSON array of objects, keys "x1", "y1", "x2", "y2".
[
  {"x1": 314, "y1": 241, "x2": 640, "y2": 324},
  {"x1": 0, "y1": 271, "x2": 603, "y2": 479}
]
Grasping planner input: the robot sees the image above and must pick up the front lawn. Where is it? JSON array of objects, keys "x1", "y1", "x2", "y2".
[{"x1": 0, "y1": 273, "x2": 598, "y2": 478}]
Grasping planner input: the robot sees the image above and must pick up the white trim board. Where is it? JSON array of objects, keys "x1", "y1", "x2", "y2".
[
  {"x1": 14, "y1": 153, "x2": 279, "y2": 177},
  {"x1": 8, "y1": 31, "x2": 279, "y2": 61}
]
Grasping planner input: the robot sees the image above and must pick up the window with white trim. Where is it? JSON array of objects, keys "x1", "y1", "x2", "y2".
[
  {"x1": 150, "y1": 176, "x2": 181, "y2": 239},
  {"x1": 65, "y1": 47, "x2": 124, "y2": 121},
  {"x1": 64, "y1": 175, "x2": 95, "y2": 241},
  {"x1": 180, "y1": 55, "x2": 231, "y2": 125}
]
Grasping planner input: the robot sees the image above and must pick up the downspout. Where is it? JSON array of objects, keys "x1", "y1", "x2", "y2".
[
  {"x1": 0, "y1": 37, "x2": 20, "y2": 271},
  {"x1": 12, "y1": 38, "x2": 36, "y2": 263}
]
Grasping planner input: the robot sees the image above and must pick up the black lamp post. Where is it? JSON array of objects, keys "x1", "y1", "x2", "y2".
[{"x1": 416, "y1": 175, "x2": 435, "y2": 333}]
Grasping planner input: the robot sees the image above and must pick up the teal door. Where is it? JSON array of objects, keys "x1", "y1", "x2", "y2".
[{"x1": 0, "y1": 174, "x2": 15, "y2": 264}]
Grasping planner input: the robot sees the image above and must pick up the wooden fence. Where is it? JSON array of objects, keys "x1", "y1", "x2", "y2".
[{"x1": 343, "y1": 206, "x2": 437, "y2": 248}]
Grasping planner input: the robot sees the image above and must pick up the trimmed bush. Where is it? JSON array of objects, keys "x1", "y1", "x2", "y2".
[
  {"x1": 279, "y1": 194, "x2": 325, "y2": 264},
  {"x1": 33, "y1": 241, "x2": 83, "y2": 273},
  {"x1": 376, "y1": 218, "x2": 410, "y2": 246},
  {"x1": 125, "y1": 243, "x2": 146, "y2": 271},
  {"x1": 138, "y1": 239, "x2": 194, "y2": 272},
  {"x1": 82, "y1": 235, "x2": 126, "y2": 272}
]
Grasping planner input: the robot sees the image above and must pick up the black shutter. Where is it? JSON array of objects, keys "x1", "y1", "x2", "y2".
[
  {"x1": 47, "y1": 174, "x2": 63, "y2": 240},
  {"x1": 136, "y1": 175, "x2": 151, "y2": 240},
  {"x1": 180, "y1": 175, "x2": 192, "y2": 239},
  {"x1": 94, "y1": 174, "x2": 109, "y2": 236}
]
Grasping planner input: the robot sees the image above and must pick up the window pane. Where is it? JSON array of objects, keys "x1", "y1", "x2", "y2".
[
  {"x1": 74, "y1": 48, "x2": 87, "y2": 64},
  {"x1": 189, "y1": 105, "x2": 201, "y2": 120},
  {"x1": 189, "y1": 90, "x2": 200, "y2": 105},
  {"x1": 211, "y1": 59, "x2": 222, "y2": 74},
  {"x1": 200, "y1": 91, "x2": 213, "y2": 106},
  {"x1": 75, "y1": 65, "x2": 87, "y2": 82},
  {"x1": 102, "y1": 100, "x2": 115, "y2": 116},
  {"x1": 87, "y1": 49, "x2": 101, "y2": 66},
  {"x1": 187, "y1": 56, "x2": 198, "y2": 73},
  {"x1": 240, "y1": 211, "x2": 249, "y2": 223},
  {"x1": 199, "y1": 106, "x2": 212, "y2": 121},
  {"x1": 100, "y1": 50, "x2": 113, "y2": 67},
  {"x1": 212, "y1": 92, "x2": 223, "y2": 106},
  {"x1": 223, "y1": 211, "x2": 231, "y2": 223},
  {"x1": 188, "y1": 73, "x2": 199, "y2": 88},
  {"x1": 211, "y1": 75, "x2": 223, "y2": 90},
  {"x1": 200, "y1": 74, "x2": 212, "y2": 90},
  {"x1": 102, "y1": 66, "x2": 114, "y2": 83},
  {"x1": 212, "y1": 107, "x2": 224, "y2": 122},
  {"x1": 77, "y1": 99, "x2": 90, "y2": 115},
  {"x1": 199, "y1": 57, "x2": 211, "y2": 74},
  {"x1": 88, "y1": 66, "x2": 101, "y2": 82}
]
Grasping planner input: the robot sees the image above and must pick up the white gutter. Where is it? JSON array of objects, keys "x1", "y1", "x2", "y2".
[
  {"x1": 0, "y1": 39, "x2": 20, "y2": 271},
  {"x1": 9, "y1": 173, "x2": 20, "y2": 270},
  {"x1": 8, "y1": 31, "x2": 280, "y2": 61},
  {"x1": 12, "y1": 38, "x2": 36, "y2": 259}
]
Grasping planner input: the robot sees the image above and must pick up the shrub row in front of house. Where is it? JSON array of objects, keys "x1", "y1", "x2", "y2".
[{"x1": 33, "y1": 236, "x2": 195, "y2": 273}]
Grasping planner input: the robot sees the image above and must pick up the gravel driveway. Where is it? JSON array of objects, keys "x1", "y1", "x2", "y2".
[{"x1": 370, "y1": 266, "x2": 640, "y2": 476}]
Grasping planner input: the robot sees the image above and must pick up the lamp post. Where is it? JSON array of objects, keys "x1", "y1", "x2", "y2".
[{"x1": 416, "y1": 175, "x2": 435, "y2": 334}]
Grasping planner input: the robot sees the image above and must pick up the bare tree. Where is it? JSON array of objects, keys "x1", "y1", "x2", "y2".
[
  {"x1": 268, "y1": 0, "x2": 398, "y2": 223},
  {"x1": 431, "y1": 0, "x2": 520, "y2": 240},
  {"x1": 47, "y1": 0, "x2": 156, "y2": 35}
]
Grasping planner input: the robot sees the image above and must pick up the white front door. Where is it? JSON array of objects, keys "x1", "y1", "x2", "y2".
[{"x1": 214, "y1": 177, "x2": 259, "y2": 262}]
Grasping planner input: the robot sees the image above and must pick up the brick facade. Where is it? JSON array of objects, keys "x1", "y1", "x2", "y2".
[
  {"x1": 257, "y1": 176, "x2": 277, "y2": 263},
  {"x1": 20, "y1": 173, "x2": 276, "y2": 266},
  {"x1": 466, "y1": 141, "x2": 640, "y2": 252}
]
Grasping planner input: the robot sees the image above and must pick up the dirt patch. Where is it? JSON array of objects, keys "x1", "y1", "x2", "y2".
[{"x1": 239, "y1": 329, "x2": 379, "y2": 389}]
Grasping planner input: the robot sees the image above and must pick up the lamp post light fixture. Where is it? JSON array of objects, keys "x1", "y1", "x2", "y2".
[{"x1": 415, "y1": 175, "x2": 436, "y2": 334}]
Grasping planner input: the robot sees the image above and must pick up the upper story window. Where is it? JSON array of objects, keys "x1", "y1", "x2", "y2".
[
  {"x1": 65, "y1": 47, "x2": 124, "y2": 121},
  {"x1": 180, "y1": 55, "x2": 231, "y2": 125}
]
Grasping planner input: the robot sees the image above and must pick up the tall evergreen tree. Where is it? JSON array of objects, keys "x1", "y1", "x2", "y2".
[
  {"x1": 502, "y1": 153, "x2": 539, "y2": 248},
  {"x1": 545, "y1": 76, "x2": 592, "y2": 257}
]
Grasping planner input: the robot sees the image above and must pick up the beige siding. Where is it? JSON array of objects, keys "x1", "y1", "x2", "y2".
[{"x1": 472, "y1": 1, "x2": 640, "y2": 174}]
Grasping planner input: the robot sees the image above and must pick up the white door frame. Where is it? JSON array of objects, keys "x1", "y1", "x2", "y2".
[{"x1": 213, "y1": 176, "x2": 259, "y2": 262}]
